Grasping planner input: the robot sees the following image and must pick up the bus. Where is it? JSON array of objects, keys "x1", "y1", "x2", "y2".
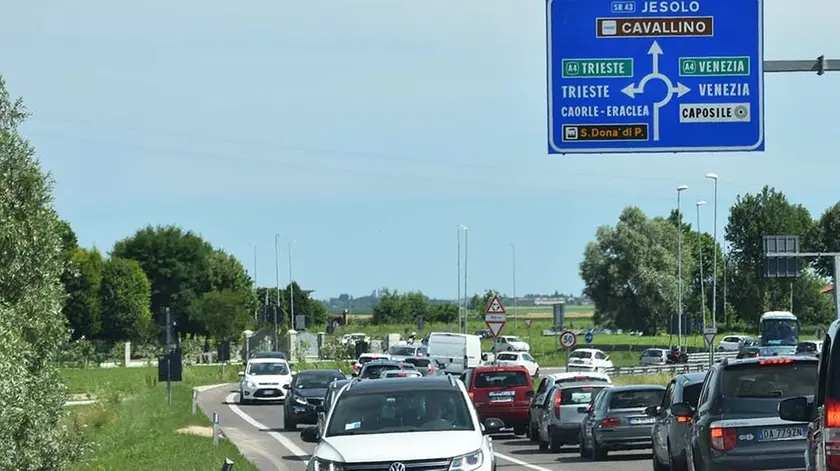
[{"x1": 758, "y1": 311, "x2": 800, "y2": 354}]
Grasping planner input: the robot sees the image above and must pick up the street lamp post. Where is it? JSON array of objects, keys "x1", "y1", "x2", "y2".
[
  {"x1": 251, "y1": 243, "x2": 258, "y2": 321},
  {"x1": 288, "y1": 240, "x2": 296, "y2": 330},
  {"x1": 705, "y1": 173, "x2": 720, "y2": 329},
  {"x1": 457, "y1": 225, "x2": 467, "y2": 332},
  {"x1": 677, "y1": 185, "x2": 688, "y2": 347},
  {"x1": 274, "y1": 234, "x2": 281, "y2": 350},
  {"x1": 696, "y1": 201, "x2": 707, "y2": 329},
  {"x1": 463, "y1": 227, "x2": 469, "y2": 334},
  {"x1": 511, "y1": 244, "x2": 517, "y2": 329}
]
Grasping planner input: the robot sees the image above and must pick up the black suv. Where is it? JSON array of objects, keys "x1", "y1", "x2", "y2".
[
  {"x1": 356, "y1": 359, "x2": 416, "y2": 379},
  {"x1": 778, "y1": 319, "x2": 838, "y2": 471},
  {"x1": 671, "y1": 355, "x2": 817, "y2": 471},
  {"x1": 283, "y1": 369, "x2": 346, "y2": 430}
]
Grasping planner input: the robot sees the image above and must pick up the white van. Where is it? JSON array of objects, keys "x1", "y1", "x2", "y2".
[{"x1": 425, "y1": 332, "x2": 482, "y2": 374}]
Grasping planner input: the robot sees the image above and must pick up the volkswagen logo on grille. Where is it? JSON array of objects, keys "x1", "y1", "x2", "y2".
[{"x1": 388, "y1": 463, "x2": 406, "y2": 471}]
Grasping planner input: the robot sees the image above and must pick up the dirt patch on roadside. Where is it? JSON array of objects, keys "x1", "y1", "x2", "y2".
[
  {"x1": 69, "y1": 393, "x2": 94, "y2": 401},
  {"x1": 176, "y1": 425, "x2": 215, "y2": 438}
]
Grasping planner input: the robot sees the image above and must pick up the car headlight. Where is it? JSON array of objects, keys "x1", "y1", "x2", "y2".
[
  {"x1": 294, "y1": 394, "x2": 307, "y2": 405},
  {"x1": 449, "y1": 449, "x2": 483, "y2": 471},
  {"x1": 310, "y1": 458, "x2": 344, "y2": 471},
  {"x1": 245, "y1": 380, "x2": 257, "y2": 389}
]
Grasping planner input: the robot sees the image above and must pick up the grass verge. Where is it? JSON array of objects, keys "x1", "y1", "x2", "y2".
[{"x1": 63, "y1": 365, "x2": 256, "y2": 471}]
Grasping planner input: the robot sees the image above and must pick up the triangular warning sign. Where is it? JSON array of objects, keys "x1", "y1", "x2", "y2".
[
  {"x1": 485, "y1": 295, "x2": 506, "y2": 314},
  {"x1": 703, "y1": 333, "x2": 716, "y2": 346},
  {"x1": 486, "y1": 320, "x2": 505, "y2": 338}
]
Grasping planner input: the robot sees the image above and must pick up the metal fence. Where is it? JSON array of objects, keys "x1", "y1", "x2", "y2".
[{"x1": 601, "y1": 351, "x2": 738, "y2": 376}]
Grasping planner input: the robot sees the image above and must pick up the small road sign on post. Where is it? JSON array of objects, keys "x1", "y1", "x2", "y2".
[
  {"x1": 703, "y1": 326, "x2": 717, "y2": 347},
  {"x1": 524, "y1": 319, "x2": 532, "y2": 328},
  {"x1": 546, "y1": 0, "x2": 764, "y2": 154},
  {"x1": 584, "y1": 331, "x2": 593, "y2": 344},
  {"x1": 484, "y1": 295, "x2": 507, "y2": 338},
  {"x1": 560, "y1": 330, "x2": 577, "y2": 373}
]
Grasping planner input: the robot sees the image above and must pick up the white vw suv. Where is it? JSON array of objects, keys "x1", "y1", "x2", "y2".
[{"x1": 300, "y1": 375, "x2": 501, "y2": 471}]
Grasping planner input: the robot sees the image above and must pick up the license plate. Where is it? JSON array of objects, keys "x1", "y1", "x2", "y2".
[
  {"x1": 263, "y1": 390, "x2": 276, "y2": 396},
  {"x1": 758, "y1": 427, "x2": 806, "y2": 441},
  {"x1": 629, "y1": 417, "x2": 655, "y2": 425},
  {"x1": 489, "y1": 391, "x2": 515, "y2": 403}
]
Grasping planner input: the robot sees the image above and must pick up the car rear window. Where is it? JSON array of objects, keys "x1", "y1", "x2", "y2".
[
  {"x1": 609, "y1": 389, "x2": 664, "y2": 409},
  {"x1": 561, "y1": 386, "x2": 607, "y2": 404},
  {"x1": 643, "y1": 350, "x2": 664, "y2": 357},
  {"x1": 362, "y1": 364, "x2": 400, "y2": 378},
  {"x1": 682, "y1": 383, "x2": 702, "y2": 407},
  {"x1": 556, "y1": 375, "x2": 610, "y2": 385},
  {"x1": 496, "y1": 353, "x2": 518, "y2": 361},
  {"x1": 722, "y1": 360, "x2": 817, "y2": 398},
  {"x1": 403, "y1": 358, "x2": 431, "y2": 367},
  {"x1": 570, "y1": 350, "x2": 593, "y2": 359},
  {"x1": 474, "y1": 370, "x2": 529, "y2": 388},
  {"x1": 359, "y1": 356, "x2": 383, "y2": 365}
]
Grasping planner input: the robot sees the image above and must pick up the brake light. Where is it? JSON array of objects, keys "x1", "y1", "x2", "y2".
[
  {"x1": 710, "y1": 427, "x2": 737, "y2": 451},
  {"x1": 601, "y1": 417, "x2": 620, "y2": 427},
  {"x1": 827, "y1": 397, "x2": 840, "y2": 467},
  {"x1": 758, "y1": 358, "x2": 793, "y2": 365},
  {"x1": 553, "y1": 391, "x2": 563, "y2": 419},
  {"x1": 469, "y1": 391, "x2": 474, "y2": 401},
  {"x1": 397, "y1": 372, "x2": 407, "y2": 377},
  {"x1": 676, "y1": 416, "x2": 691, "y2": 423},
  {"x1": 428, "y1": 364, "x2": 434, "y2": 372},
  {"x1": 574, "y1": 376, "x2": 588, "y2": 380}
]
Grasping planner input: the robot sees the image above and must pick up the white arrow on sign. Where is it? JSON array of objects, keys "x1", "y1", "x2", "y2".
[{"x1": 619, "y1": 41, "x2": 691, "y2": 141}]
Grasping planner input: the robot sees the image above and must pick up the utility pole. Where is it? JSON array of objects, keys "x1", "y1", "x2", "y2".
[
  {"x1": 706, "y1": 173, "x2": 719, "y2": 330},
  {"x1": 165, "y1": 307, "x2": 173, "y2": 406},
  {"x1": 463, "y1": 227, "x2": 469, "y2": 334},
  {"x1": 676, "y1": 185, "x2": 688, "y2": 347},
  {"x1": 288, "y1": 240, "x2": 296, "y2": 330},
  {"x1": 274, "y1": 234, "x2": 280, "y2": 350},
  {"x1": 512, "y1": 244, "x2": 518, "y2": 329},
  {"x1": 457, "y1": 226, "x2": 462, "y2": 333}
]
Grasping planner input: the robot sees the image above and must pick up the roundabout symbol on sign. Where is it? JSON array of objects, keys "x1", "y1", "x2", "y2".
[{"x1": 559, "y1": 330, "x2": 577, "y2": 349}]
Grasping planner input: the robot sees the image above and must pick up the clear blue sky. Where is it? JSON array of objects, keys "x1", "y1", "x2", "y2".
[{"x1": 2, "y1": 0, "x2": 839, "y2": 299}]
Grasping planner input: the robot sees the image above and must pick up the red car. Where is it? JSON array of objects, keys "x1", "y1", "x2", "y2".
[{"x1": 465, "y1": 365, "x2": 534, "y2": 435}]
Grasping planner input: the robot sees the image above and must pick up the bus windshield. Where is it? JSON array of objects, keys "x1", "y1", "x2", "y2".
[{"x1": 760, "y1": 319, "x2": 800, "y2": 346}]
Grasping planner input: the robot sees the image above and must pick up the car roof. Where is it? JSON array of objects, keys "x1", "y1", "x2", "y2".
[
  {"x1": 607, "y1": 384, "x2": 666, "y2": 392},
  {"x1": 343, "y1": 376, "x2": 458, "y2": 395},
  {"x1": 329, "y1": 379, "x2": 352, "y2": 389},
  {"x1": 251, "y1": 351, "x2": 287, "y2": 358},
  {"x1": 675, "y1": 372, "x2": 707, "y2": 383},
  {"x1": 473, "y1": 365, "x2": 529, "y2": 373},
  {"x1": 295, "y1": 368, "x2": 343, "y2": 376},
  {"x1": 554, "y1": 382, "x2": 613, "y2": 390},
  {"x1": 248, "y1": 357, "x2": 289, "y2": 364},
  {"x1": 362, "y1": 359, "x2": 403, "y2": 366}
]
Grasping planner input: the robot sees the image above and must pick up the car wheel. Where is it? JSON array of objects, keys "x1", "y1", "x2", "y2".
[
  {"x1": 513, "y1": 425, "x2": 527, "y2": 436},
  {"x1": 653, "y1": 449, "x2": 668, "y2": 471},
  {"x1": 579, "y1": 433, "x2": 592, "y2": 458},
  {"x1": 238, "y1": 391, "x2": 248, "y2": 405},
  {"x1": 549, "y1": 428, "x2": 562, "y2": 453},
  {"x1": 671, "y1": 443, "x2": 688, "y2": 471},
  {"x1": 538, "y1": 437, "x2": 548, "y2": 451},
  {"x1": 591, "y1": 436, "x2": 608, "y2": 460},
  {"x1": 284, "y1": 414, "x2": 297, "y2": 431},
  {"x1": 529, "y1": 422, "x2": 538, "y2": 442}
]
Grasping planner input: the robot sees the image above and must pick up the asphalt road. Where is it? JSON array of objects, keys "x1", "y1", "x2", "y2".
[{"x1": 196, "y1": 382, "x2": 655, "y2": 471}]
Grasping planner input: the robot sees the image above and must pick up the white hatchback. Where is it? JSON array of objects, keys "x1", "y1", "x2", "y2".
[
  {"x1": 565, "y1": 348, "x2": 614, "y2": 373},
  {"x1": 494, "y1": 351, "x2": 540, "y2": 376}
]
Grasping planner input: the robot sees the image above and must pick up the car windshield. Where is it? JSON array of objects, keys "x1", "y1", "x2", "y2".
[
  {"x1": 759, "y1": 319, "x2": 800, "y2": 346},
  {"x1": 390, "y1": 346, "x2": 417, "y2": 356},
  {"x1": 358, "y1": 356, "x2": 383, "y2": 365},
  {"x1": 722, "y1": 361, "x2": 816, "y2": 398},
  {"x1": 561, "y1": 386, "x2": 608, "y2": 404},
  {"x1": 643, "y1": 350, "x2": 664, "y2": 357},
  {"x1": 294, "y1": 372, "x2": 343, "y2": 389},
  {"x1": 247, "y1": 362, "x2": 289, "y2": 376},
  {"x1": 326, "y1": 390, "x2": 474, "y2": 437},
  {"x1": 609, "y1": 389, "x2": 664, "y2": 409},
  {"x1": 474, "y1": 370, "x2": 529, "y2": 388},
  {"x1": 496, "y1": 353, "x2": 519, "y2": 361},
  {"x1": 403, "y1": 358, "x2": 431, "y2": 367},
  {"x1": 570, "y1": 351, "x2": 593, "y2": 359},
  {"x1": 682, "y1": 383, "x2": 703, "y2": 407}
]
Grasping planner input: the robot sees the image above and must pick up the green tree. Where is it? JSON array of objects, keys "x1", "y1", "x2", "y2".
[
  {"x1": 111, "y1": 225, "x2": 214, "y2": 334},
  {"x1": 0, "y1": 76, "x2": 81, "y2": 469},
  {"x1": 287, "y1": 281, "x2": 329, "y2": 329},
  {"x1": 429, "y1": 303, "x2": 458, "y2": 323},
  {"x1": 198, "y1": 289, "x2": 252, "y2": 340},
  {"x1": 580, "y1": 206, "x2": 686, "y2": 333},
  {"x1": 371, "y1": 288, "x2": 405, "y2": 324},
  {"x1": 99, "y1": 257, "x2": 153, "y2": 341},
  {"x1": 62, "y1": 248, "x2": 105, "y2": 339},
  {"x1": 725, "y1": 186, "x2": 816, "y2": 325},
  {"x1": 806, "y1": 202, "x2": 840, "y2": 278}
]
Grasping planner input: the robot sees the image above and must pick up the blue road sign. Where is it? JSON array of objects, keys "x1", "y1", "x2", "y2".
[
  {"x1": 584, "y1": 332, "x2": 593, "y2": 344},
  {"x1": 546, "y1": 0, "x2": 764, "y2": 154}
]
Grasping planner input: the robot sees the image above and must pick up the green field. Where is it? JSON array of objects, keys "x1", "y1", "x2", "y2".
[{"x1": 63, "y1": 365, "x2": 254, "y2": 471}]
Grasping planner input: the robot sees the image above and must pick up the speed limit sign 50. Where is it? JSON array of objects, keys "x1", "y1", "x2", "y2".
[{"x1": 559, "y1": 330, "x2": 577, "y2": 349}]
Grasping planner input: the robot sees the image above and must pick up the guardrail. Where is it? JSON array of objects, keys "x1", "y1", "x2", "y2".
[{"x1": 598, "y1": 351, "x2": 738, "y2": 376}]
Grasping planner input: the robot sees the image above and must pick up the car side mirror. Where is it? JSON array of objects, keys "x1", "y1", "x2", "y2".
[
  {"x1": 644, "y1": 406, "x2": 660, "y2": 417},
  {"x1": 483, "y1": 418, "x2": 504, "y2": 435},
  {"x1": 779, "y1": 396, "x2": 811, "y2": 422},
  {"x1": 670, "y1": 402, "x2": 694, "y2": 418},
  {"x1": 605, "y1": 356, "x2": 610, "y2": 361},
  {"x1": 282, "y1": 384, "x2": 291, "y2": 390},
  {"x1": 300, "y1": 426, "x2": 319, "y2": 443},
  {"x1": 237, "y1": 371, "x2": 244, "y2": 377},
  {"x1": 577, "y1": 406, "x2": 588, "y2": 413},
  {"x1": 525, "y1": 390, "x2": 534, "y2": 397},
  {"x1": 314, "y1": 405, "x2": 325, "y2": 414}
]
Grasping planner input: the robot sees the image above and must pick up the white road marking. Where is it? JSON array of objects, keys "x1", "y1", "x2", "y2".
[
  {"x1": 225, "y1": 393, "x2": 310, "y2": 462},
  {"x1": 494, "y1": 451, "x2": 557, "y2": 471},
  {"x1": 227, "y1": 392, "x2": 558, "y2": 471}
]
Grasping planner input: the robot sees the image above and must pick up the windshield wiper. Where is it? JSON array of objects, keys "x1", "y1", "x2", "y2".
[{"x1": 737, "y1": 392, "x2": 784, "y2": 398}]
